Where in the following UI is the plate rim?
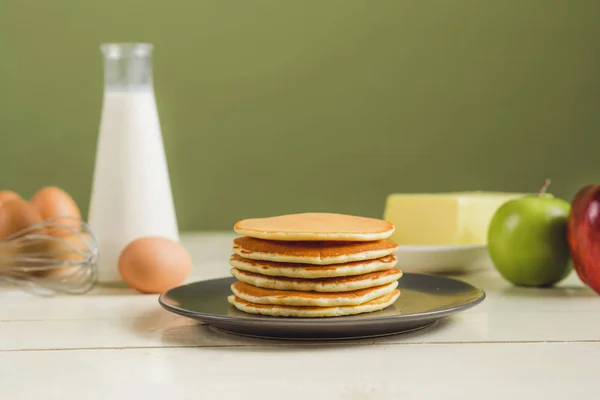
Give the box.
[158,273,486,325]
[208,320,440,341]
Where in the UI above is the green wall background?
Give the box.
[1,1,599,231]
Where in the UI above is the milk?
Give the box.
[89,87,179,283]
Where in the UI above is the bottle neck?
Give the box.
[101,43,154,91]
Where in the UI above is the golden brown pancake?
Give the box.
[229,254,398,278]
[233,237,398,265]
[234,212,395,241]
[228,290,400,317]
[230,267,402,292]
[230,280,398,307]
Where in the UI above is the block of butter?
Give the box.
[383,192,526,246]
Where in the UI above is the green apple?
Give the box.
[487,181,572,287]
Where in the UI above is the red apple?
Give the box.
[567,184,600,294]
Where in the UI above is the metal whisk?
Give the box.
[0,216,99,296]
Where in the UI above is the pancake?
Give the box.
[233,237,398,265]
[230,280,398,307]
[230,267,402,292]
[228,290,400,318]
[229,254,398,279]
[234,212,394,241]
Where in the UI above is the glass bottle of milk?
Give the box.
[88,43,179,284]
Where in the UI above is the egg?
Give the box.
[0,190,21,207]
[118,236,191,294]
[30,186,81,235]
[0,197,43,239]
[42,231,90,278]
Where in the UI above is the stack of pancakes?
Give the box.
[227,213,402,318]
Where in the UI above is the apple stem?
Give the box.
[538,178,551,196]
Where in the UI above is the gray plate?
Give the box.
[158,273,485,340]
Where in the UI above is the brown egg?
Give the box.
[0,191,22,235]
[0,198,43,240]
[30,186,81,235]
[118,236,191,294]
[0,198,47,275]
[42,232,90,278]
[0,190,21,207]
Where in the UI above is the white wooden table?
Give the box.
[1,232,598,399]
